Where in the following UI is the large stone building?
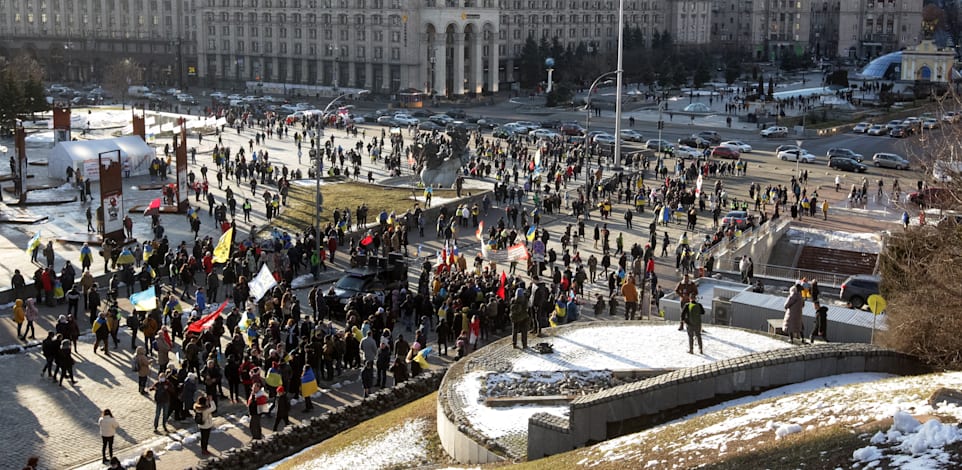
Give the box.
[0,0,922,93]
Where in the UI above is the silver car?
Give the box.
[872,152,910,170]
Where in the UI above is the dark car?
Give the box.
[710,145,740,160]
[908,187,953,208]
[840,274,880,309]
[417,121,445,132]
[679,135,711,149]
[539,120,563,129]
[697,131,722,145]
[492,126,517,138]
[446,108,467,119]
[889,125,909,138]
[560,123,586,136]
[826,148,864,162]
[828,156,867,173]
[330,259,408,310]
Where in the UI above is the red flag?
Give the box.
[360,235,374,246]
[497,272,507,299]
[148,198,162,210]
[186,300,229,334]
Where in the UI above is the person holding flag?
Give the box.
[300,365,318,411]
[27,230,41,264]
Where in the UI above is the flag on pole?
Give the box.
[212,227,234,263]
[475,220,485,241]
[248,264,278,302]
[186,300,229,334]
[301,366,320,397]
[497,271,507,299]
[129,286,158,311]
[526,226,537,242]
[25,230,41,255]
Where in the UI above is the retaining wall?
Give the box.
[527,343,931,460]
[196,368,446,470]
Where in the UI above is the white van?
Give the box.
[288,109,323,121]
[127,86,150,98]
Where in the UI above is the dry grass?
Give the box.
[265,179,457,238]
[275,392,452,469]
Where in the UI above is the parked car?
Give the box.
[646,139,674,152]
[839,274,880,309]
[697,130,722,145]
[491,126,517,138]
[775,144,800,154]
[513,121,540,132]
[560,123,586,136]
[679,135,711,148]
[619,129,644,142]
[866,124,887,136]
[417,121,445,132]
[908,187,953,208]
[777,149,816,163]
[209,91,227,100]
[538,120,563,129]
[675,145,703,160]
[942,111,960,123]
[446,108,467,119]
[888,125,910,138]
[760,126,788,137]
[429,114,455,125]
[828,156,867,173]
[885,119,903,130]
[593,133,619,145]
[922,118,940,129]
[720,140,752,153]
[392,113,419,125]
[721,210,750,229]
[446,121,479,132]
[826,148,864,162]
[530,128,561,139]
[852,122,871,133]
[710,145,740,159]
[376,115,397,126]
[872,152,910,170]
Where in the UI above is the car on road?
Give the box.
[721,210,751,229]
[888,125,910,138]
[392,113,419,125]
[376,115,397,126]
[619,129,644,142]
[492,126,517,138]
[710,145,740,159]
[538,120,563,129]
[826,148,864,162]
[777,149,816,163]
[872,152,910,170]
[679,135,711,148]
[445,108,467,119]
[697,131,722,145]
[417,121,445,132]
[646,139,674,152]
[675,145,703,160]
[429,114,455,125]
[852,122,871,133]
[922,118,940,129]
[330,266,407,310]
[209,92,226,100]
[227,94,243,101]
[446,121,480,132]
[884,119,903,130]
[560,123,586,136]
[775,144,800,154]
[943,111,960,123]
[595,134,620,145]
[165,88,182,96]
[760,126,788,137]
[866,124,887,136]
[908,187,952,208]
[828,156,867,173]
[530,128,561,139]
[512,121,540,132]
[721,140,752,153]
[176,94,197,104]
[840,274,879,309]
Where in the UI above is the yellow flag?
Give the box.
[212,228,233,263]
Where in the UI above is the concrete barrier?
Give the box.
[526,343,931,460]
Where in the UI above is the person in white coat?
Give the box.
[99,409,120,463]
[193,395,217,455]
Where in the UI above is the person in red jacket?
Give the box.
[247,381,268,440]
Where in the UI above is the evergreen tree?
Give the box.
[693,64,711,89]
[518,36,542,89]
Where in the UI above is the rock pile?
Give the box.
[483,371,640,398]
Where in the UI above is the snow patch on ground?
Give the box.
[261,418,429,470]
[290,274,315,289]
[785,226,882,254]
[575,372,962,469]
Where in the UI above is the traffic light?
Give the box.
[657,120,664,130]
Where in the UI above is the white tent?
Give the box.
[47,136,157,181]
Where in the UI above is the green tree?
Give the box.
[767,77,775,99]
[757,74,765,96]
[21,79,47,114]
[693,64,711,89]
[0,70,22,128]
[518,36,542,89]
[725,64,741,85]
[546,84,573,107]
[104,58,145,108]
[826,70,849,87]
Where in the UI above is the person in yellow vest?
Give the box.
[821,200,829,220]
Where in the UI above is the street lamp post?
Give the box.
[613,0,626,169]
[795,139,803,177]
[584,70,618,184]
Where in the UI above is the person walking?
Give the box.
[674,274,698,331]
[12,298,25,340]
[22,297,38,340]
[98,409,119,464]
[681,299,705,354]
[193,395,216,455]
[783,284,805,344]
[149,372,173,433]
[810,301,829,343]
[56,337,76,386]
[134,449,157,470]
[510,288,530,349]
[272,385,291,431]
[134,346,152,394]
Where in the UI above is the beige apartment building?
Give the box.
[0,0,923,93]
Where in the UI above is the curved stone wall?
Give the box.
[526,343,932,460]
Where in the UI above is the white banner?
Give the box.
[248,264,278,302]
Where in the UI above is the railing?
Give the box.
[750,263,849,287]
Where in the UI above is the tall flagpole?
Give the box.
[613,0,625,169]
